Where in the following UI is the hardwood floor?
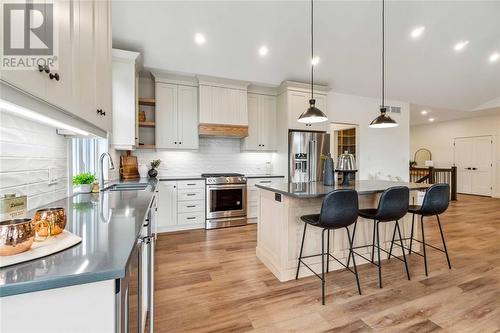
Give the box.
[154,195,500,332]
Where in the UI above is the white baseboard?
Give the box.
[493,193,500,199]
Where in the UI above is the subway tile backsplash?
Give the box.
[134,137,275,176]
[0,113,69,210]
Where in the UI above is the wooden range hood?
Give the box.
[198,123,248,138]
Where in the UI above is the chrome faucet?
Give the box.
[99,152,115,188]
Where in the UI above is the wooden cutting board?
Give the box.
[120,151,139,179]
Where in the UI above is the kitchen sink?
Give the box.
[103,183,149,191]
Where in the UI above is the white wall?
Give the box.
[0,113,69,210]
[410,114,500,197]
[328,92,410,181]
[134,137,275,176]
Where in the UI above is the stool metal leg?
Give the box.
[295,223,307,280]
[326,229,330,273]
[436,215,452,269]
[420,216,428,276]
[346,227,362,295]
[321,229,326,305]
[376,221,382,288]
[346,221,357,268]
[371,220,377,263]
[409,213,415,254]
[396,220,411,280]
[387,222,397,260]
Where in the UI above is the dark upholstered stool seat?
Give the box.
[300,214,321,226]
[358,209,378,219]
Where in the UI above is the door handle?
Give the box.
[49,73,60,81]
[472,167,477,170]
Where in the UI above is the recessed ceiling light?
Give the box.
[410,26,425,39]
[258,45,269,57]
[453,40,469,52]
[428,118,435,122]
[194,33,206,45]
[311,56,320,66]
[489,52,499,63]
[421,110,428,115]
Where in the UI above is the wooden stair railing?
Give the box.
[410,166,457,201]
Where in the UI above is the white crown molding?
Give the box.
[278,80,330,95]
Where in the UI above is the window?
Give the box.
[71,137,107,178]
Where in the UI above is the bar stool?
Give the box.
[354,186,411,289]
[388,183,451,276]
[296,189,362,305]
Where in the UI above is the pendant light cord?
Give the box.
[311,0,314,100]
[382,0,385,108]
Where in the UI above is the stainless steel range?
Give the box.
[203,173,247,229]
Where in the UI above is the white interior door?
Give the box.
[454,136,493,196]
[471,136,493,196]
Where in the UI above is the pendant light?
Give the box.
[369,0,398,128]
[298,0,328,124]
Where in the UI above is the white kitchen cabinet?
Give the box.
[157,181,178,229]
[93,0,113,133]
[198,81,249,126]
[242,93,277,151]
[157,180,205,232]
[247,177,285,219]
[0,0,113,134]
[112,49,141,150]
[155,82,198,150]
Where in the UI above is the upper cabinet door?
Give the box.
[177,85,199,149]
[73,0,97,126]
[45,0,74,113]
[288,91,328,132]
[259,95,277,151]
[156,83,178,149]
[241,94,260,150]
[93,0,112,133]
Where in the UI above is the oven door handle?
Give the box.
[207,184,246,190]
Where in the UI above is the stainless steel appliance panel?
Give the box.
[289,131,330,183]
[206,184,247,219]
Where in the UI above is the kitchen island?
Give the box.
[0,179,157,332]
[255,180,429,282]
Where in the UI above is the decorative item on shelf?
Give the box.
[297,0,328,124]
[72,173,95,194]
[335,151,358,185]
[148,159,161,178]
[0,218,35,256]
[138,110,146,122]
[33,208,67,238]
[91,181,100,193]
[120,151,140,179]
[323,154,335,186]
[0,194,27,220]
[369,0,398,129]
[139,164,149,178]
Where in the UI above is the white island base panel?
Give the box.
[256,189,420,282]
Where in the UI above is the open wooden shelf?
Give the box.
[137,144,155,149]
[138,98,155,106]
[139,121,155,128]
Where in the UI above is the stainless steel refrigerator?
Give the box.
[289,131,330,183]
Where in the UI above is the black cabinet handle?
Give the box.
[49,73,60,81]
[186,205,196,208]
[38,64,50,73]
[472,167,477,170]
[174,142,177,144]
[186,193,196,196]
[186,217,196,220]
[187,183,196,186]
[179,142,182,144]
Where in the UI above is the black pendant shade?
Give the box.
[369,107,398,128]
[298,99,328,123]
[298,0,328,124]
[369,0,398,129]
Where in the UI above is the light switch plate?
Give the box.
[48,168,58,185]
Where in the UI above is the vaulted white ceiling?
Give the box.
[112,1,500,112]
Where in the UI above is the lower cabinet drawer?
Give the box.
[177,200,205,213]
[178,212,205,225]
[177,188,204,201]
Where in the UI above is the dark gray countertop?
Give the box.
[255,180,430,199]
[246,175,285,179]
[0,180,156,297]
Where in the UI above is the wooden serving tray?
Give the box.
[0,230,82,268]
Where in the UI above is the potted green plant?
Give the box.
[72,172,95,194]
[148,159,161,178]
